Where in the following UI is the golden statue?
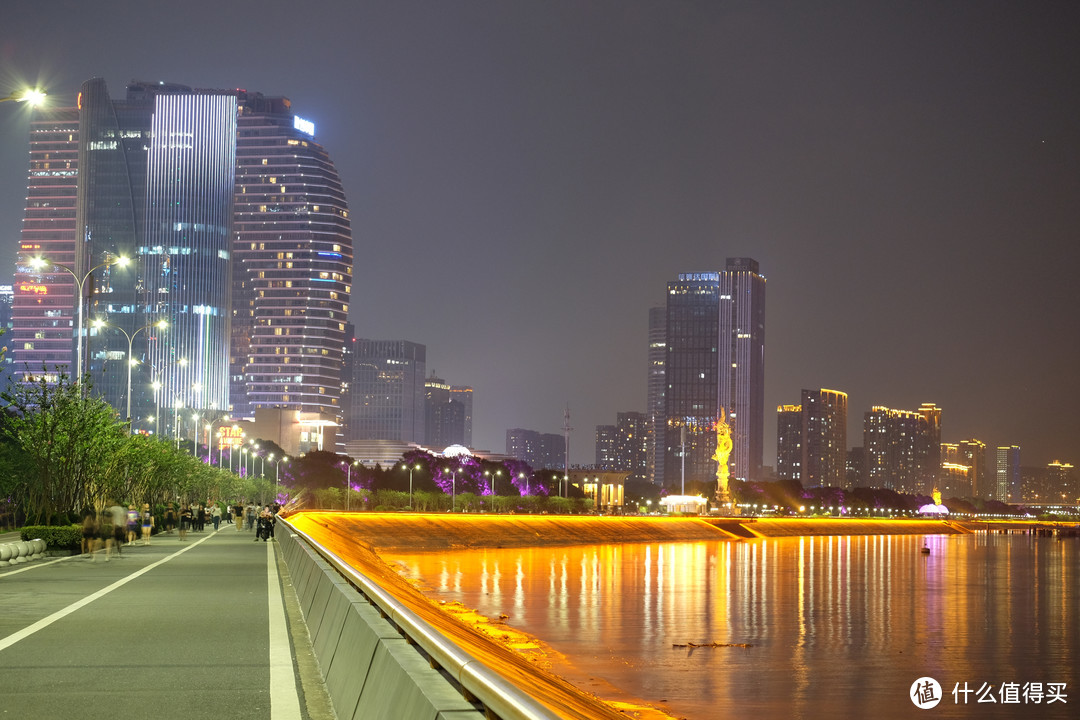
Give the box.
[712,409,733,507]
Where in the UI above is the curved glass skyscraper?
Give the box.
[230,93,352,421]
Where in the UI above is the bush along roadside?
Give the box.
[20,524,81,553]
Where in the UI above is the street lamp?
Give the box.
[0,88,46,105]
[341,460,360,511]
[30,254,130,384]
[401,463,421,510]
[270,455,288,483]
[90,317,166,428]
[519,472,528,496]
[484,469,502,498]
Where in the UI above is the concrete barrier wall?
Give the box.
[278,528,486,720]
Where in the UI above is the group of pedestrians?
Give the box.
[80,500,278,560]
[232,502,278,541]
[80,501,153,561]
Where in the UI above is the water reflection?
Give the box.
[390,534,1077,719]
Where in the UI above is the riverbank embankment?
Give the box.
[287,512,978,552]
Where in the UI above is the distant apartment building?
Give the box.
[864,404,941,495]
[646,306,666,486]
[846,447,866,488]
[595,412,648,482]
[995,445,1021,503]
[775,389,847,487]
[662,259,765,488]
[345,339,426,443]
[595,425,618,468]
[1021,461,1077,504]
[506,428,564,470]
[776,405,803,481]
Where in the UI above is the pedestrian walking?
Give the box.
[140,503,154,545]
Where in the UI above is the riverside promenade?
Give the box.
[0,524,334,720]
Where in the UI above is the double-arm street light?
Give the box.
[30,254,130,384]
[484,469,502,498]
[91,318,167,428]
[400,463,422,510]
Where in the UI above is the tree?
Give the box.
[1,372,127,524]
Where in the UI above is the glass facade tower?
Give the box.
[662,259,765,487]
[231,94,352,420]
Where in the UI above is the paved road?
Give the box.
[0,523,331,720]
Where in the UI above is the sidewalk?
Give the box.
[0,523,330,720]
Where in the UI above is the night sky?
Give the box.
[1,1,1077,469]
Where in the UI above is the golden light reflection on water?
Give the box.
[389,534,1078,719]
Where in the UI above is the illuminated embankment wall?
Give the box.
[290,513,972,553]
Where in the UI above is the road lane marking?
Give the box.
[0,531,217,654]
[268,539,304,719]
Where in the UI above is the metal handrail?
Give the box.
[278,516,560,720]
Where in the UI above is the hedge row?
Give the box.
[20,524,81,550]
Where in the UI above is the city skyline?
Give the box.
[1,2,1077,466]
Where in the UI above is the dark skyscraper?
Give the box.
[662,259,765,487]
[345,339,426,443]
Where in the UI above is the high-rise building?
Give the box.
[776,404,803,482]
[10,79,352,436]
[864,405,940,495]
[595,425,618,468]
[11,106,80,382]
[801,389,847,487]
[345,339,426,443]
[776,389,847,487]
[450,386,473,447]
[424,373,468,447]
[646,306,666,486]
[662,258,765,488]
[231,93,352,421]
[957,439,987,498]
[846,447,866,488]
[995,445,1021,503]
[615,411,648,482]
[506,428,564,470]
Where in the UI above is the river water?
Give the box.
[388,533,1078,719]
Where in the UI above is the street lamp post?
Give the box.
[91,318,166,429]
[31,254,130,384]
[401,463,421,510]
[341,460,359,511]
[484,469,502,503]
[519,472,528,496]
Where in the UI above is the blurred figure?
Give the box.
[179,505,192,541]
[99,509,115,561]
[196,503,206,532]
[81,509,98,557]
[210,503,221,531]
[245,503,256,531]
[164,504,177,534]
[126,504,139,544]
[108,502,126,554]
[140,503,154,545]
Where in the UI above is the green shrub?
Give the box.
[20,524,82,550]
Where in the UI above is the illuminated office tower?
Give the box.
[995,445,1021,502]
[646,306,666,485]
[10,107,80,381]
[231,94,352,421]
[663,258,765,487]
